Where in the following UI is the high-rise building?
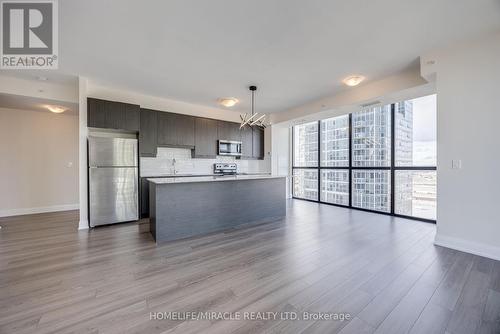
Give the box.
[293,97,436,220]
[394,101,414,215]
[351,105,394,212]
[294,102,416,214]
[320,116,350,205]
[395,101,414,165]
[293,122,319,200]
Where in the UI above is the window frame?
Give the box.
[292,102,437,224]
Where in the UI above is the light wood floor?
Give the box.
[1,200,499,334]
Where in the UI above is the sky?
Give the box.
[410,94,437,165]
[411,94,437,142]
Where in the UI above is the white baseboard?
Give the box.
[0,204,79,218]
[78,219,89,230]
[434,234,500,261]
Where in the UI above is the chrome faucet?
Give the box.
[172,158,178,175]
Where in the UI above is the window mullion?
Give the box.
[390,103,395,215]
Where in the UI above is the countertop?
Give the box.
[142,172,271,178]
[148,174,286,184]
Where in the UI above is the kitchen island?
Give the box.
[148,175,286,244]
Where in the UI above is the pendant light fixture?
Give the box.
[240,85,268,129]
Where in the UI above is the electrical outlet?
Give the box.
[452,159,462,169]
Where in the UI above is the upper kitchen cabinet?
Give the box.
[240,126,253,159]
[193,117,218,158]
[87,98,105,127]
[252,127,265,159]
[139,109,158,157]
[157,112,177,146]
[240,126,264,160]
[217,121,241,142]
[176,114,196,147]
[87,98,140,131]
[157,112,195,148]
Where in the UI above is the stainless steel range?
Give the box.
[214,163,238,175]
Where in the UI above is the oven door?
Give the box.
[218,141,242,156]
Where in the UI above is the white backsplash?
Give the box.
[140,147,271,176]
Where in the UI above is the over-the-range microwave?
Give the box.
[218,140,242,156]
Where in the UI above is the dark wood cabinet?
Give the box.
[88,98,264,161]
[193,118,218,158]
[157,112,177,146]
[139,109,158,157]
[240,126,253,158]
[87,98,140,131]
[176,114,195,147]
[217,121,241,142]
[252,127,265,159]
[239,126,264,160]
[125,107,140,131]
[157,112,195,148]
[140,178,149,218]
[87,98,106,128]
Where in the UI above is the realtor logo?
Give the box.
[1,0,58,69]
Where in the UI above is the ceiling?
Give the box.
[3,0,500,113]
[0,71,79,86]
[0,93,78,115]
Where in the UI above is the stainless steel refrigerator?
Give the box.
[88,136,138,227]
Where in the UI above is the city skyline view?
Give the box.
[293,94,437,220]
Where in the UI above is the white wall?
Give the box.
[0,108,79,217]
[429,31,500,260]
[0,75,78,103]
[271,124,291,198]
[78,77,89,229]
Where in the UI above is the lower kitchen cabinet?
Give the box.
[140,178,150,218]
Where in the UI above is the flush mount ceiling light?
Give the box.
[218,97,239,108]
[46,105,67,113]
[342,75,365,87]
[240,86,269,129]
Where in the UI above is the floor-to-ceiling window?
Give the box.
[293,121,319,200]
[394,95,437,220]
[351,105,392,212]
[320,115,350,206]
[292,95,437,222]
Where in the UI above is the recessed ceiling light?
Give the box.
[218,98,239,108]
[46,105,67,113]
[36,76,48,81]
[342,75,365,87]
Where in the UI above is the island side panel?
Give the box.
[149,182,157,241]
[152,177,286,243]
